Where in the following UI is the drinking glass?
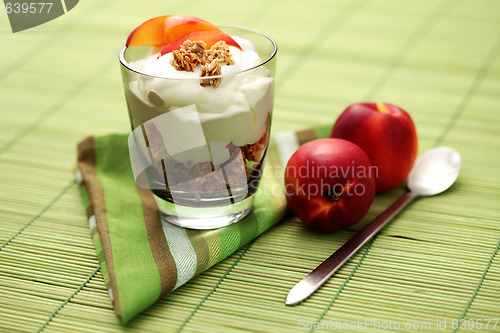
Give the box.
[119,26,277,229]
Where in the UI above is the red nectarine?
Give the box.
[330,102,418,193]
[285,138,376,232]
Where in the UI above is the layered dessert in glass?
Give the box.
[119,15,277,229]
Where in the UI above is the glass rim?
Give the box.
[118,24,277,80]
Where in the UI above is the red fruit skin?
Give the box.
[284,138,376,232]
[330,102,418,193]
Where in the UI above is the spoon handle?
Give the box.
[285,192,418,306]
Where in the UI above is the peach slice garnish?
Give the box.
[126,15,172,47]
[162,15,221,45]
[160,30,242,56]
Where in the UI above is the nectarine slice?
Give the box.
[162,15,221,45]
[160,30,241,56]
[126,15,172,47]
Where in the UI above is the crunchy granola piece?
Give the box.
[205,41,234,66]
[200,59,222,88]
[170,40,206,72]
[171,51,194,71]
[200,41,234,87]
[168,39,234,88]
[182,40,206,56]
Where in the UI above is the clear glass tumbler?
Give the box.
[119,26,277,229]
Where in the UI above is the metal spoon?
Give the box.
[285,146,462,305]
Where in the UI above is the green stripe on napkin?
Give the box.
[77,128,316,324]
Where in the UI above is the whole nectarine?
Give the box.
[330,102,418,193]
[284,138,376,232]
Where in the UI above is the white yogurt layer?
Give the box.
[126,36,273,165]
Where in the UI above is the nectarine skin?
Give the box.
[285,138,376,232]
[330,102,418,193]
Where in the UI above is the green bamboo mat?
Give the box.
[1,0,500,332]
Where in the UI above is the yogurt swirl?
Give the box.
[126,36,273,165]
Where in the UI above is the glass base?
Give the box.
[154,194,254,229]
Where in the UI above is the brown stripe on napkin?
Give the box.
[136,187,178,298]
[77,136,122,317]
[296,128,318,145]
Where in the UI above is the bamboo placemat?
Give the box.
[1,0,499,332]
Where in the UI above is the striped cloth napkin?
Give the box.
[76,125,330,324]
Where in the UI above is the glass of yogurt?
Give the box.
[119,25,277,229]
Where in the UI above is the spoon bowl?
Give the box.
[408,147,462,196]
